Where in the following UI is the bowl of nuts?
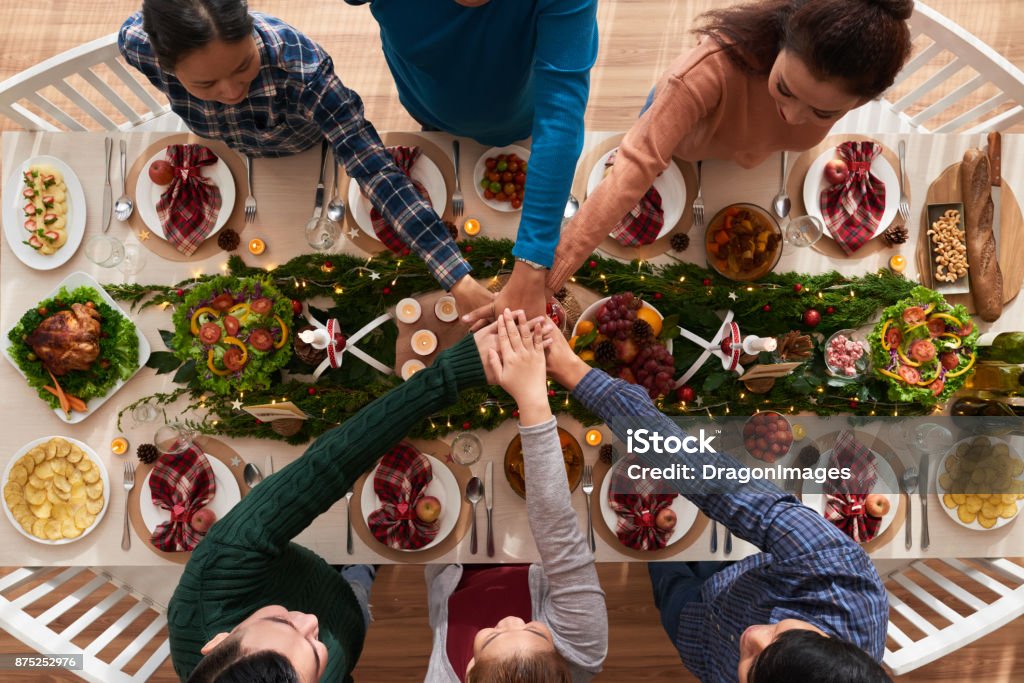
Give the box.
[925,203,970,295]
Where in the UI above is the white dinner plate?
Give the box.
[134,147,235,241]
[472,145,531,213]
[3,155,86,270]
[802,447,900,543]
[935,436,1023,531]
[139,453,241,533]
[1,436,110,545]
[586,147,685,241]
[0,271,151,424]
[599,459,699,548]
[361,452,458,552]
[349,154,447,240]
[802,145,898,242]
[572,296,672,354]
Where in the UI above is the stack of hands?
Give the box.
[451,265,553,331]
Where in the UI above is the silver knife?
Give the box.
[919,453,930,550]
[987,132,1002,248]
[485,461,495,557]
[266,455,274,477]
[313,139,329,219]
[102,137,113,232]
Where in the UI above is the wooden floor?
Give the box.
[2,1,1024,681]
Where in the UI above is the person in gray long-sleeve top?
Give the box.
[425,310,607,683]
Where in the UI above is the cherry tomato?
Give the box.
[515,172,526,185]
[497,154,508,163]
[199,323,222,345]
[223,347,246,372]
[940,352,959,370]
[484,189,495,199]
[486,171,500,183]
[520,162,528,173]
[485,158,497,170]
[489,181,501,193]
[930,377,945,396]
[957,320,974,337]
[211,293,234,312]
[501,172,513,183]
[479,178,491,190]
[516,189,525,199]
[495,192,508,201]
[503,183,516,196]
[510,198,522,209]
[885,327,902,349]
[224,315,240,336]
[909,339,936,362]
[926,318,946,337]
[249,328,274,351]
[496,161,508,172]
[898,365,921,384]
[508,161,520,173]
[250,297,273,315]
[902,306,926,324]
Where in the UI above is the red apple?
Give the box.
[190,507,217,533]
[415,495,442,523]
[148,160,175,186]
[655,507,677,532]
[824,158,850,186]
[864,494,890,519]
[614,338,640,364]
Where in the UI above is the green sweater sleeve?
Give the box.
[204,333,486,556]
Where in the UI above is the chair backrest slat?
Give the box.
[105,58,166,116]
[934,93,1011,133]
[913,562,988,612]
[36,574,109,627]
[886,588,941,635]
[0,567,44,593]
[892,57,968,113]
[61,586,127,641]
[908,74,985,128]
[83,599,149,657]
[79,68,143,126]
[23,92,88,132]
[892,571,968,625]
[135,638,172,681]
[53,80,118,130]
[10,567,84,610]
[109,612,167,670]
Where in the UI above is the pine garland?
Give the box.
[107,238,934,444]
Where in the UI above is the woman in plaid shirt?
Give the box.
[119,0,492,311]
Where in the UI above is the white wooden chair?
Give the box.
[0,566,171,682]
[882,557,1024,675]
[835,2,1024,134]
[0,33,182,133]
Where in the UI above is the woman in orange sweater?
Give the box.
[540,0,914,293]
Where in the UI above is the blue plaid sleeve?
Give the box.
[572,369,862,560]
[117,13,166,91]
[296,60,471,290]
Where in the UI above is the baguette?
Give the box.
[960,148,1003,321]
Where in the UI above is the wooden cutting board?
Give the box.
[916,162,1024,310]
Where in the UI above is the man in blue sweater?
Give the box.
[345,0,599,321]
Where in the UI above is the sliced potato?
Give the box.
[24,486,46,506]
[29,501,51,519]
[957,506,978,524]
[30,447,46,464]
[66,445,83,464]
[82,467,99,484]
[978,514,997,529]
[52,438,70,458]
[85,482,103,500]
[31,519,47,538]
[61,517,81,539]
[85,497,103,515]
[34,462,53,480]
[9,465,28,486]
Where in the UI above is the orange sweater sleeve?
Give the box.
[547,50,723,291]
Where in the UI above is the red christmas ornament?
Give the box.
[802,308,822,328]
[762,304,772,312]
[465,245,473,253]
[512,409,519,418]
[720,338,734,354]
[589,260,597,269]
[176,288,184,298]
[382,287,391,295]
[677,385,696,403]
[333,333,347,351]
[548,389,556,398]
[307,387,316,396]
[654,292,663,300]
[703,278,712,286]
[291,299,302,315]
[793,283,803,293]
[462,421,471,430]
[826,306,836,315]
[848,398,860,409]
[324,260,332,269]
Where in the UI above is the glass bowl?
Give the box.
[704,203,783,282]
[824,328,870,380]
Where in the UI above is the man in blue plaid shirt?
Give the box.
[119,3,491,309]
[541,322,891,683]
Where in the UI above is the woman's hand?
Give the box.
[486,309,551,426]
[462,261,547,331]
[540,319,592,391]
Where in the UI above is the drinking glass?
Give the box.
[117,243,148,276]
[305,216,341,252]
[131,401,160,426]
[84,234,125,267]
[450,432,483,466]
[155,423,196,456]
[785,215,824,248]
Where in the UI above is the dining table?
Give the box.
[3,128,1024,569]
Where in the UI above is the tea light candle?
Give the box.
[396,297,422,324]
[434,295,459,322]
[110,436,129,455]
[889,254,907,273]
[248,238,266,255]
[585,429,603,447]
[463,218,481,236]
[401,359,425,380]
[411,329,438,356]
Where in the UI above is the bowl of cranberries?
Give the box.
[474,145,530,212]
[742,411,794,464]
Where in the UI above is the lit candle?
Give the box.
[401,359,425,380]
[247,238,266,255]
[889,254,907,273]
[585,429,603,446]
[110,436,129,455]
[411,329,438,356]
[434,295,459,323]
[396,297,422,324]
[463,218,481,236]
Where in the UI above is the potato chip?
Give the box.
[69,485,86,504]
[34,462,53,479]
[85,482,103,500]
[85,497,103,515]
[957,506,978,524]
[82,467,99,484]
[1001,493,1016,505]
[53,439,71,458]
[44,441,57,460]
[952,493,966,505]
[24,486,46,506]
[45,487,63,506]
[30,500,51,519]
[74,507,94,530]
[66,445,83,464]
[52,475,70,493]
[978,515,997,529]
[938,473,953,491]
[1000,503,1019,519]
[10,503,30,522]
[982,501,1000,518]
[30,447,46,465]
[943,493,956,509]
[43,520,61,540]
[18,517,33,534]
[8,465,27,486]
[31,519,47,538]
[76,459,92,472]
[993,443,1010,458]
[61,518,81,539]
[1012,459,1024,477]
[16,455,34,473]
[965,497,984,513]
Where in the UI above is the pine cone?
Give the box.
[217,229,240,251]
[776,331,813,361]
[599,444,614,464]
[882,223,908,246]
[271,418,303,437]
[670,233,690,252]
[632,318,653,343]
[444,221,459,242]
[137,443,160,465]
[555,287,568,300]
[594,340,617,365]
[294,326,328,366]
[795,445,821,468]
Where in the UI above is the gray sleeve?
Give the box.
[520,417,608,673]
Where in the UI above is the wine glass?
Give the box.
[785,215,824,248]
[154,423,196,456]
[305,216,341,252]
[450,432,483,466]
[117,243,148,276]
[131,400,160,426]
[84,234,125,268]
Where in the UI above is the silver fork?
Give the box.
[897,140,910,224]
[582,465,595,552]
[451,140,464,218]
[692,160,705,229]
[345,490,354,555]
[244,155,257,223]
[121,460,136,551]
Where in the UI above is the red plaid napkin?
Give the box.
[367,443,439,550]
[369,146,429,255]
[605,149,664,246]
[823,430,881,543]
[156,144,223,256]
[149,444,217,552]
[608,460,677,551]
[819,141,887,255]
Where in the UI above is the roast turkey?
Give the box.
[26,303,102,376]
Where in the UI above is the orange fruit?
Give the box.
[576,320,595,336]
[579,350,595,362]
[635,307,663,337]
[569,335,579,350]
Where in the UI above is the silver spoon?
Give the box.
[901,466,918,550]
[466,477,484,554]
[326,160,345,223]
[345,490,355,554]
[772,150,791,219]
[114,139,134,221]
[564,193,580,220]
[243,462,264,488]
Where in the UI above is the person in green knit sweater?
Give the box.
[173,325,504,682]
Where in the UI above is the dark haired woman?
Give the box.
[118,0,492,311]
[545,0,915,293]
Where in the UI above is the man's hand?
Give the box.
[450,275,495,318]
[486,309,551,426]
[462,261,547,331]
[540,320,591,391]
[472,318,502,385]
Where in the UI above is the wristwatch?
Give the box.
[515,257,548,271]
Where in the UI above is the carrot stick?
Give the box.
[46,370,70,417]
[43,383,87,413]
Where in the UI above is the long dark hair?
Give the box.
[695,0,914,99]
[142,0,254,70]
[748,629,892,683]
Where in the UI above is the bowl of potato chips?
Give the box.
[937,435,1024,530]
[2,436,108,544]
